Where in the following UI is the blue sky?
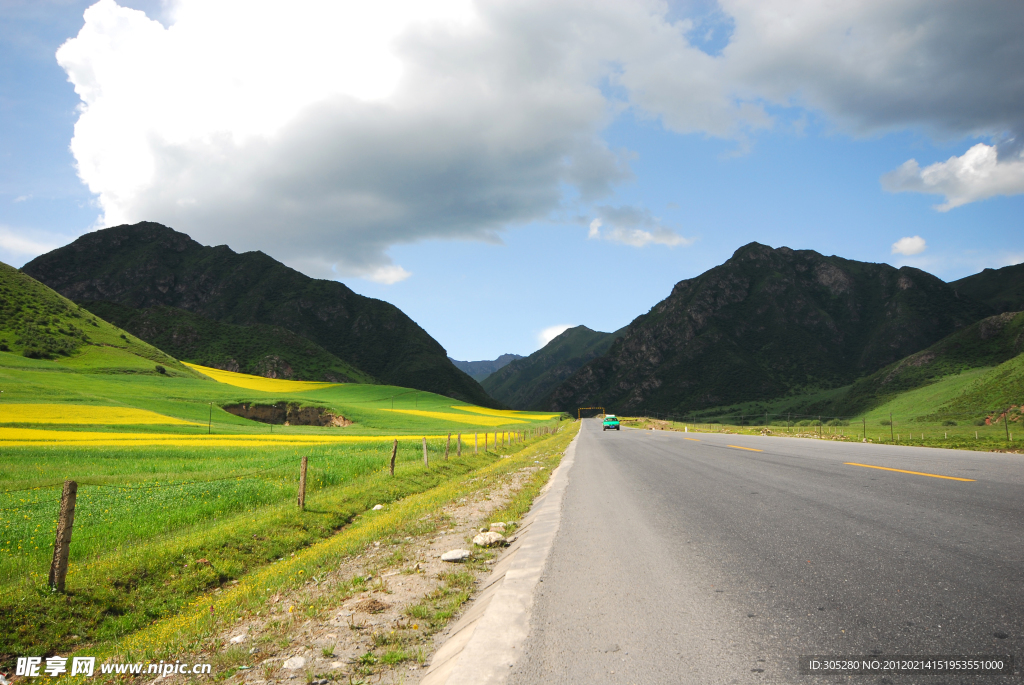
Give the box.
[2,1,1022,361]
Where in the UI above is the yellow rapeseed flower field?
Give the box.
[0,404,200,425]
[450,405,561,421]
[183,362,337,393]
[0,427,446,447]
[379,408,525,426]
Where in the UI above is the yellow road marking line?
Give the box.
[727,445,762,452]
[844,462,975,482]
[684,437,701,442]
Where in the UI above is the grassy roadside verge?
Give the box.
[74,421,580,676]
[621,416,1023,454]
[0,426,571,668]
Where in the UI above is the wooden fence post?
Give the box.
[48,480,77,592]
[445,432,451,460]
[423,437,428,466]
[474,432,478,454]
[297,456,308,509]
[390,439,397,476]
[484,432,488,451]
[457,433,462,457]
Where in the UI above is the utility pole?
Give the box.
[890,412,894,442]
[208,403,212,434]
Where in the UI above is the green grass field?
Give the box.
[0,335,565,665]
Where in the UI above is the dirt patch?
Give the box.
[223,402,352,427]
[186,463,544,685]
[355,598,389,614]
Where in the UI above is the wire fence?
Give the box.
[622,406,1022,443]
[0,422,561,588]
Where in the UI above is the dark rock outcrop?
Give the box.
[223,402,352,427]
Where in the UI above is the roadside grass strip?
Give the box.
[379,409,525,426]
[450,406,561,421]
[92,422,580,668]
[182,362,337,393]
[843,462,975,481]
[0,404,200,426]
[0,427,459,447]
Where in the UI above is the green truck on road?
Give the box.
[602,414,620,431]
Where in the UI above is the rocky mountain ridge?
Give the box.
[545,243,992,414]
[23,222,498,406]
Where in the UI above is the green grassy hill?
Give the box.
[665,312,1024,438]
[483,325,624,409]
[83,300,375,384]
[0,261,196,377]
[822,310,1024,416]
[951,261,1024,313]
[23,222,498,407]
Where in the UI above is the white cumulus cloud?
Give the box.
[538,324,572,348]
[891,235,926,256]
[587,206,692,248]
[881,144,1024,211]
[55,0,1024,280]
[0,226,68,263]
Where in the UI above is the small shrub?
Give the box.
[942,420,957,426]
[380,650,411,665]
[155,365,166,374]
[880,420,892,426]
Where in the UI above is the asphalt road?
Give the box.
[508,420,1024,684]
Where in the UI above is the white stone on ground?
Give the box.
[441,549,472,562]
[372,504,384,510]
[489,522,506,532]
[473,531,507,547]
[282,656,306,670]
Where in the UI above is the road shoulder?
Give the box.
[420,429,580,685]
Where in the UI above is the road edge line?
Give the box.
[421,427,580,685]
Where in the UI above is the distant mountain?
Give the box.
[449,353,523,382]
[545,243,992,414]
[950,262,1024,314]
[0,260,194,376]
[23,222,498,406]
[83,301,376,384]
[482,325,624,409]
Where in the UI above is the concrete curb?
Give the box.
[419,428,580,685]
